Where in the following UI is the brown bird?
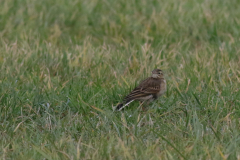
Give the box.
[116,69,167,111]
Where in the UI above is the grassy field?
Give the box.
[1,0,240,159]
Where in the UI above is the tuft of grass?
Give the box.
[1,0,240,159]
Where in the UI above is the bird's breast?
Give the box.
[157,79,167,97]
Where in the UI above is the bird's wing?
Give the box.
[140,79,161,93]
[124,78,161,102]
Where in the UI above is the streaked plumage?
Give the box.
[116,69,166,111]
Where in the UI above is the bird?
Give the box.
[116,69,167,111]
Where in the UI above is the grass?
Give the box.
[1,0,240,159]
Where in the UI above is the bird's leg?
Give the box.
[142,102,149,112]
[138,101,148,111]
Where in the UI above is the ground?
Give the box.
[1,0,240,159]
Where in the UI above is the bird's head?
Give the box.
[151,69,164,78]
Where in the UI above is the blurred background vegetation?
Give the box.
[1,0,240,159]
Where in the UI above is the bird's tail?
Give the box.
[116,100,134,111]
[116,103,124,111]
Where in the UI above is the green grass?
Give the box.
[1,0,240,159]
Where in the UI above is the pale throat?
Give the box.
[151,73,159,78]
